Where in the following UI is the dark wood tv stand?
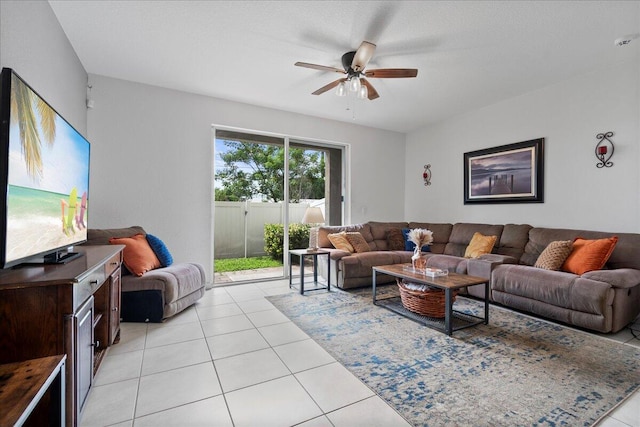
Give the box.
[0,245,124,427]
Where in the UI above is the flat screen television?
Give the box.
[0,68,90,268]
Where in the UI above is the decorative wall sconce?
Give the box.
[595,131,614,168]
[423,164,432,186]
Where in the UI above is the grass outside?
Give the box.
[215,256,283,273]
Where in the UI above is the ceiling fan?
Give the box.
[295,41,418,100]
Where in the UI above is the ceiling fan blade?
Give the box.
[295,62,345,74]
[351,41,376,72]
[312,78,347,95]
[361,78,380,100]
[365,68,418,78]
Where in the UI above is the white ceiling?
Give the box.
[48,1,639,133]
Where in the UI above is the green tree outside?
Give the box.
[215,140,325,202]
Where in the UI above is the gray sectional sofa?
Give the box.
[316,221,640,333]
[84,226,205,322]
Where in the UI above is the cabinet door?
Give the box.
[76,296,94,415]
[109,267,122,345]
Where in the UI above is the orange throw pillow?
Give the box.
[109,233,161,276]
[562,236,618,275]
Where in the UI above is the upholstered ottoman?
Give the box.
[84,226,206,322]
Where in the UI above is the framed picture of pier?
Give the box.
[464,138,544,204]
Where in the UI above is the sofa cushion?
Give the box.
[327,232,354,252]
[426,254,468,274]
[386,228,405,251]
[497,224,532,259]
[345,232,371,253]
[464,232,498,258]
[110,234,161,276]
[562,236,618,275]
[402,228,432,252]
[367,222,409,250]
[444,223,503,257]
[121,262,206,318]
[491,264,614,316]
[408,222,453,254]
[339,251,398,278]
[318,224,371,248]
[522,228,640,269]
[534,240,573,271]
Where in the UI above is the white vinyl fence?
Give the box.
[214,201,311,259]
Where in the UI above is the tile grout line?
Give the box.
[256,294,331,427]
[196,288,238,427]
[129,322,150,425]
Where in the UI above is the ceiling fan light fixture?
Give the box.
[357,85,368,100]
[349,76,361,93]
[296,40,418,100]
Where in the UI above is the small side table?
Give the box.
[0,354,66,427]
[289,249,331,294]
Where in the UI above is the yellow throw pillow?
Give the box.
[464,232,497,258]
[327,231,354,252]
[534,240,573,270]
[345,232,371,253]
[562,236,618,275]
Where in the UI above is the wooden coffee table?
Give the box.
[372,264,489,336]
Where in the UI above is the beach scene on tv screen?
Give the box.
[6,74,89,263]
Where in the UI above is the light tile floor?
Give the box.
[81,279,640,427]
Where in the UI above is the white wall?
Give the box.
[87,75,406,281]
[0,1,87,134]
[405,58,640,233]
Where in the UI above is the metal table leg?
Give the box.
[288,252,293,289]
[445,288,453,336]
[300,254,305,295]
[313,254,318,284]
[372,269,378,304]
[484,281,490,324]
[326,252,331,291]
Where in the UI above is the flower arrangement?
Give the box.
[407,228,434,249]
[408,228,433,270]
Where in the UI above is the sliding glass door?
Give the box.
[212,127,345,285]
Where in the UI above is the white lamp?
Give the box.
[357,84,368,100]
[349,76,361,92]
[336,81,347,97]
[302,207,325,250]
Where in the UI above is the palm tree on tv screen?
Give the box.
[10,73,56,181]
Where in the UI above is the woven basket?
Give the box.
[397,279,457,318]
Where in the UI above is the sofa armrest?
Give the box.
[581,268,640,289]
[467,255,517,280]
[317,247,353,261]
[477,254,519,264]
[122,263,205,301]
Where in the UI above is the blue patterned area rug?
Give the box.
[267,286,640,427]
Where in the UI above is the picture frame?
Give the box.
[464,138,544,204]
